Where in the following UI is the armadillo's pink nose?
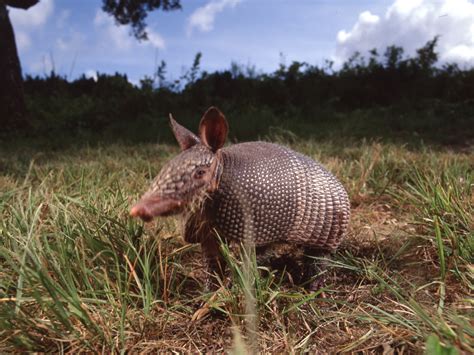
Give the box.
[130,203,153,222]
[130,197,184,221]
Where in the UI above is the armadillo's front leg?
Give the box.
[201,237,226,291]
[184,212,225,291]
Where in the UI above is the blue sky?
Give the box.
[9,0,474,85]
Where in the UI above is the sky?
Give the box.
[9,0,474,85]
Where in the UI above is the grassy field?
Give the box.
[0,136,472,352]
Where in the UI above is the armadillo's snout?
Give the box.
[130,203,154,222]
[130,197,184,222]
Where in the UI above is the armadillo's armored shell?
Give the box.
[211,142,350,251]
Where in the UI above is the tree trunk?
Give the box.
[0,1,29,131]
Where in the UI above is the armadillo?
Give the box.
[130,107,350,290]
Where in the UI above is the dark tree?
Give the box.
[0,0,181,132]
[0,0,38,130]
[102,0,181,40]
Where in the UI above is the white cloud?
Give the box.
[9,0,54,50]
[94,10,165,50]
[10,0,54,27]
[147,29,166,49]
[187,0,241,36]
[128,78,140,87]
[94,11,133,50]
[85,69,98,81]
[335,0,474,67]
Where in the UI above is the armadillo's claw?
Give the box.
[307,275,327,293]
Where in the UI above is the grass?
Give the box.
[0,136,472,353]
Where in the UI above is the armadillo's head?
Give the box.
[130,107,228,222]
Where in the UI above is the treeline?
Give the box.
[18,38,474,144]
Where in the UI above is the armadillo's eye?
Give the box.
[193,168,207,179]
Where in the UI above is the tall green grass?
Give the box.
[1,139,472,352]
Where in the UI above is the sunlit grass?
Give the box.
[1,139,472,352]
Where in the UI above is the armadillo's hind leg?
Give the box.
[301,248,331,292]
[201,237,227,292]
[256,244,304,285]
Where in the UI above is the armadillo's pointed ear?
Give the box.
[199,107,228,152]
[169,113,201,151]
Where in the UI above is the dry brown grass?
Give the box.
[1,140,472,353]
